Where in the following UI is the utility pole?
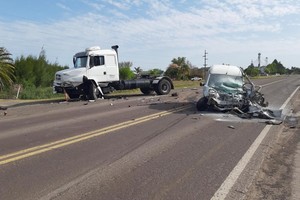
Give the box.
[258,53,261,68]
[203,50,208,68]
[203,50,208,81]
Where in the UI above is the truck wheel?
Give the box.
[140,88,155,95]
[196,97,208,111]
[67,93,80,99]
[65,89,80,99]
[88,82,98,100]
[155,79,171,95]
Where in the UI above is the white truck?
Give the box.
[53,45,174,100]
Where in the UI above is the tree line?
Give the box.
[0,47,67,98]
[1,46,300,99]
[244,59,300,76]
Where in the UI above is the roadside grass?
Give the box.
[2,76,282,100]
[0,80,201,100]
[173,80,202,88]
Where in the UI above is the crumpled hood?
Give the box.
[56,68,87,84]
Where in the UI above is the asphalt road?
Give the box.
[0,75,299,200]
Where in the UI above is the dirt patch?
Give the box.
[245,123,300,200]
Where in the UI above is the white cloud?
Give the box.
[56,3,72,11]
[1,0,300,69]
[81,0,104,11]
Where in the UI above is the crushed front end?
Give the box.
[197,65,273,119]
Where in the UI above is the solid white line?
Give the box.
[210,85,299,200]
[210,125,272,200]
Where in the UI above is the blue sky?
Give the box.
[1,0,300,70]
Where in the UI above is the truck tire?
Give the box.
[67,93,80,99]
[87,82,98,100]
[65,89,80,99]
[140,88,155,95]
[155,79,171,95]
[196,97,208,111]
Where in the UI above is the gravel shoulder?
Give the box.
[245,92,300,200]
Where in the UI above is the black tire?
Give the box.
[67,93,80,99]
[87,82,98,100]
[155,79,171,95]
[65,89,80,99]
[196,97,208,111]
[140,88,155,95]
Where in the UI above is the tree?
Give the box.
[119,61,133,68]
[14,49,67,88]
[164,64,180,79]
[190,67,205,79]
[118,61,135,80]
[244,63,260,77]
[165,57,191,80]
[265,59,286,75]
[0,47,15,90]
[119,66,135,80]
[148,68,164,76]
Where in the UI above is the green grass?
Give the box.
[173,80,202,88]
[1,80,201,100]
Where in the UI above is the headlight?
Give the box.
[208,88,219,98]
[56,74,61,81]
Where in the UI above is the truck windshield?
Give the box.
[74,56,87,68]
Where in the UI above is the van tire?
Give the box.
[196,97,208,111]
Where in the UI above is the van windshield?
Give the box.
[208,74,243,93]
[74,56,87,68]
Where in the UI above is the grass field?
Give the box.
[1,80,202,100]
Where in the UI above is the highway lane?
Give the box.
[0,75,299,200]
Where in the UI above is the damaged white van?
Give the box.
[196,64,268,113]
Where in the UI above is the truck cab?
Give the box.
[53,45,174,100]
[74,46,120,83]
[53,46,119,99]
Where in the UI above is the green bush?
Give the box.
[119,66,135,80]
[19,86,63,99]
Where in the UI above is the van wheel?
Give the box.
[196,97,208,111]
[155,79,171,95]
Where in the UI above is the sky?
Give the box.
[1,0,300,71]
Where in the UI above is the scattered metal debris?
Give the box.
[265,119,283,125]
[284,116,298,128]
[0,106,8,110]
[228,125,235,129]
[171,92,178,97]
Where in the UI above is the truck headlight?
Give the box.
[56,74,61,81]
